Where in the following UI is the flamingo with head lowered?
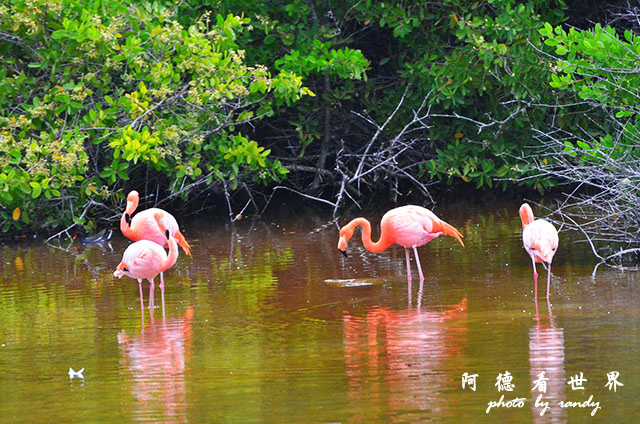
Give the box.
[121,190,191,257]
[338,205,465,282]
[519,203,559,301]
[114,212,179,311]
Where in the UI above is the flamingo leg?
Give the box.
[546,263,552,300]
[160,272,166,318]
[531,256,539,301]
[405,247,412,283]
[137,279,144,311]
[413,246,424,282]
[148,278,155,312]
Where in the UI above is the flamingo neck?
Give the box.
[120,212,131,236]
[120,197,139,236]
[519,204,535,230]
[164,234,179,270]
[348,217,392,253]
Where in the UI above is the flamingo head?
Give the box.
[124,190,140,221]
[527,239,557,264]
[127,190,139,203]
[153,212,170,240]
[338,226,353,258]
[113,262,129,278]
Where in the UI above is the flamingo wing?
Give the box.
[130,208,179,245]
[382,206,440,247]
[122,240,166,278]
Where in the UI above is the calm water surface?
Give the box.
[0,202,638,423]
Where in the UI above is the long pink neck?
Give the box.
[519,204,535,230]
[163,235,179,271]
[348,217,393,253]
[120,198,139,237]
[155,214,179,271]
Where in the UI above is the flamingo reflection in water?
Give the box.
[343,298,468,422]
[529,301,566,423]
[118,307,194,423]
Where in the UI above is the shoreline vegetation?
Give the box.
[2,1,640,263]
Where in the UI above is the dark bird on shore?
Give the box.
[74,228,113,244]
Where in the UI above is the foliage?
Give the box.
[189,0,569,201]
[530,20,640,260]
[9,0,635,235]
[539,21,640,169]
[0,0,312,233]
[355,0,567,193]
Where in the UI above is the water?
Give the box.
[0,202,638,423]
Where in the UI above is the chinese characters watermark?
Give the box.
[495,371,515,392]
[532,371,549,393]
[462,372,478,392]
[567,372,587,390]
[605,371,623,392]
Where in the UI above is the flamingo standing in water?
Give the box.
[121,190,191,257]
[519,203,559,301]
[337,205,465,282]
[114,212,179,311]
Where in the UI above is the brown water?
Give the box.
[0,202,638,423]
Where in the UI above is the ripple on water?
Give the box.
[324,278,386,287]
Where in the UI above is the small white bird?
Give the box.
[68,367,85,380]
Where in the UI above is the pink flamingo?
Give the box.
[114,212,179,311]
[121,190,191,257]
[338,205,465,282]
[519,203,559,300]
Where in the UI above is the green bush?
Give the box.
[190,0,568,195]
[0,0,312,233]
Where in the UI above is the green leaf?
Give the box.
[31,182,42,199]
[51,30,68,40]
[577,140,590,150]
[624,29,633,43]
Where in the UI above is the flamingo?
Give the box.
[120,190,191,257]
[337,205,465,282]
[519,203,559,301]
[114,212,179,311]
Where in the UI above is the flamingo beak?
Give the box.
[538,245,555,264]
[338,235,348,257]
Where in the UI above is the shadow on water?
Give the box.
[0,201,638,423]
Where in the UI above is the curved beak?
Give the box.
[338,235,348,257]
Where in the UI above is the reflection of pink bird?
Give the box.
[114,212,179,310]
[338,205,465,282]
[121,190,191,257]
[343,298,468,421]
[529,302,566,422]
[519,203,559,300]
[118,307,194,423]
